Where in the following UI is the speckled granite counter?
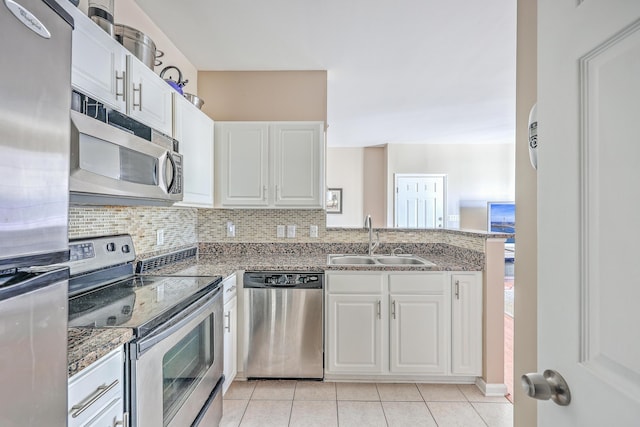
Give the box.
[148,242,484,276]
[68,328,133,378]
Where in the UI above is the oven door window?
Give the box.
[162,313,214,425]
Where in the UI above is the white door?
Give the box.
[394,174,445,228]
[537,1,640,424]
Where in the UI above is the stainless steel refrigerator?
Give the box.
[0,1,73,425]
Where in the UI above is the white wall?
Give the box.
[326,148,364,227]
[386,144,515,228]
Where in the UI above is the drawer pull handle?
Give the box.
[114,411,129,427]
[224,311,231,332]
[71,379,119,418]
[392,300,396,319]
[377,300,381,319]
[455,280,460,300]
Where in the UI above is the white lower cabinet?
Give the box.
[451,273,483,376]
[326,293,384,373]
[325,271,481,380]
[222,274,238,395]
[68,347,126,427]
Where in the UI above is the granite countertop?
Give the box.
[149,251,482,276]
[68,328,133,379]
[68,245,482,377]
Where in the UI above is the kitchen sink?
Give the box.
[374,256,430,265]
[328,256,377,265]
[327,254,435,267]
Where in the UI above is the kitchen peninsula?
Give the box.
[67,220,510,397]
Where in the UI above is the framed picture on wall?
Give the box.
[326,188,342,214]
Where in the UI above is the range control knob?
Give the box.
[106,242,116,252]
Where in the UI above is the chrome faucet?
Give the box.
[364,214,380,255]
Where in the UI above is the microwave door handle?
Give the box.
[160,153,176,193]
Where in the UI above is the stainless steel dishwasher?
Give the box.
[243,271,324,379]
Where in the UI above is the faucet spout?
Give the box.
[364,215,379,255]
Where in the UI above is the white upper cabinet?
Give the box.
[271,123,324,207]
[216,122,270,207]
[173,94,214,207]
[127,56,173,136]
[215,121,325,209]
[68,6,173,136]
[70,10,126,112]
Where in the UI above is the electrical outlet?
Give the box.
[276,225,285,238]
[226,221,235,238]
[156,229,164,246]
[286,225,296,238]
[448,214,460,222]
[310,225,318,238]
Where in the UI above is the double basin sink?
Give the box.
[327,254,435,267]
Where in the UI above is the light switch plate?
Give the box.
[156,229,164,246]
[286,225,296,238]
[226,221,235,238]
[277,225,285,238]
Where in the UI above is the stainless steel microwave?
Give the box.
[69,109,183,206]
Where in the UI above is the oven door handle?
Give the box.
[134,288,222,357]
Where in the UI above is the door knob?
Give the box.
[521,369,571,406]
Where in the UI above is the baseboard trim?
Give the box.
[476,378,508,397]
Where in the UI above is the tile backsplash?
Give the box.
[69,206,490,256]
[69,206,198,256]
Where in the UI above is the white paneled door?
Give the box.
[538,0,640,425]
[394,174,445,228]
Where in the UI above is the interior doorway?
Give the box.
[394,174,446,228]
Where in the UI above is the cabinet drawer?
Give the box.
[68,347,123,427]
[388,273,446,294]
[326,272,384,294]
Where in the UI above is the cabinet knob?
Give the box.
[521,370,571,406]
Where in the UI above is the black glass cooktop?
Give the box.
[68,274,221,337]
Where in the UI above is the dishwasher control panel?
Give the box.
[244,272,323,288]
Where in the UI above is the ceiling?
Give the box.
[134,0,517,148]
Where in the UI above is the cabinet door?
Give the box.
[223,296,237,395]
[389,294,448,374]
[127,57,173,136]
[271,122,324,207]
[451,273,482,376]
[70,10,126,111]
[326,294,383,374]
[216,122,270,206]
[173,94,214,207]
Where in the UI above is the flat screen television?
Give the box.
[487,201,515,244]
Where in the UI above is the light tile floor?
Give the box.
[221,380,513,427]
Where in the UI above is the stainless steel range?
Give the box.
[67,235,223,427]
